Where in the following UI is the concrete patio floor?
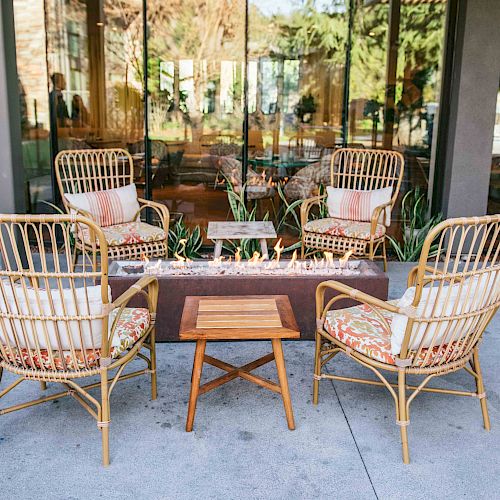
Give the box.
[1,263,499,499]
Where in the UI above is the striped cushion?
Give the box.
[326,186,392,225]
[65,184,140,227]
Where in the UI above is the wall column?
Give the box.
[0,0,25,214]
[436,0,500,218]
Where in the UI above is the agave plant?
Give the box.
[387,188,442,262]
[275,184,329,255]
[168,216,202,259]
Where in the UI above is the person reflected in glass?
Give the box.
[71,94,90,129]
[49,72,70,129]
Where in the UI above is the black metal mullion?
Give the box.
[143,0,152,214]
[341,0,355,147]
[242,0,249,205]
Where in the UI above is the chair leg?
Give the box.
[0,367,3,385]
[397,370,410,464]
[150,328,157,400]
[473,347,491,431]
[100,370,111,466]
[313,331,322,405]
[300,239,305,260]
[40,381,47,391]
[382,239,388,272]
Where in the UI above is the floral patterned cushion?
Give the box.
[1,308,150,371]
[304,217,385,240]
[81,221,166,247]
[324,303,462,366]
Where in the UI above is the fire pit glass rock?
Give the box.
[115,250,361,277]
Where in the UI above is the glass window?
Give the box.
[488,83,500,214]
[147,0,245,236]
[44,0,145,187]
[13,0,52,213]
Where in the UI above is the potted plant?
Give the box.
[294,94,317,124]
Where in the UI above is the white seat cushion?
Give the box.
[0,283,111,351]
[2,307,151,371]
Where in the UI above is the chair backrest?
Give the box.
[400,215,500,368]
[288,135,324,159]
[55,148,134,208]
[0,214,111,373]
[330,148,404,208]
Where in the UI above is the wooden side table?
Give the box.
[179,295,300,431]
[207,221,277,259]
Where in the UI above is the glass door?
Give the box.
[147,0,246,233]
[247,0,348,239]
[44,0,145,188]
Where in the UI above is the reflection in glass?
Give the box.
[147,0,246,235]
[44,0,145,186]
[488,85,500,214]
[13,0,52,213]
[249,0,347,212]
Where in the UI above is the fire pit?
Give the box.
[113,251,361,278]
[108,250,388,341]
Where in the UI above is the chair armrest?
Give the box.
[300,194,327,228]
[316,280,406,335]
[64,200,94,221]
[136,198,170,231]
[107,275,159,350]
[370,201,392,234]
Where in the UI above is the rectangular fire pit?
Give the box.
[108,259,388,341]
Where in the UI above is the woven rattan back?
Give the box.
[0,214,111,374]
[330,148,404,206]
[55,148,134,202]
[401,215,500,368]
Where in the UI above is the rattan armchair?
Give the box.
[0,214,159,466]
[55,148,169,267]
[300,148,404,270]
[314,215,500,463]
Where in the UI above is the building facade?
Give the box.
[0,0,499,242]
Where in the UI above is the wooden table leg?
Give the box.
[272,338,295,430]
[186,339,206,432]
[259,239,269,259]
[214,240,223,258]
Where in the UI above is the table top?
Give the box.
[207,221,277,240]
[179,295,300,340]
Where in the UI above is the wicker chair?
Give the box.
[0,214,159,466]
[300,148,404,270]
[314,215,500,463]
[55,148,169,267]
[288,134,324,160]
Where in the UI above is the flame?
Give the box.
[141,253,149,264]
[339,250,353,268]
[273,238,283,263]
[174,239,187,262]
[248,251,262,263]
[324,251,334,266]
[287,249,297,269]
[235,247,242,263]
